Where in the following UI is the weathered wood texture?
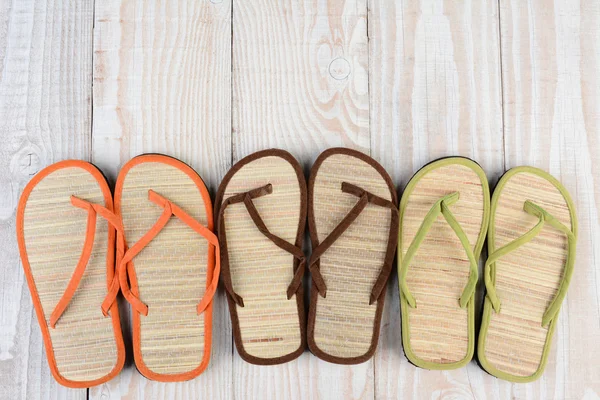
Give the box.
[0,0,92,399]
[1,0,599,398]
[92,0,232,191]
[232,0,370,163]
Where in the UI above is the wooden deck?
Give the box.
[0,0,598,398]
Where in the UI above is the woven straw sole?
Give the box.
[17,161,124,388]
[399,158,489,369]
[216,150,306,364]
[115,155,215,381]
[308,148,397,364]
[478,167,577,382]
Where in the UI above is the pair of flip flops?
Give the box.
[399,158,577,382]
[17,155,219,387]
[216,148,398,365]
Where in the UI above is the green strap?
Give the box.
[399,192,478,309]
[484,200,576,327]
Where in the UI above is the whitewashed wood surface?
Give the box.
[0,0,598,399]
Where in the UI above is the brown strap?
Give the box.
[217,184,306,307]
[309,182,399,305]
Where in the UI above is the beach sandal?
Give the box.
[307,148,398,364]
[17,160,125,388]
[478,167,577,382]
[398,157,490,369]
[215,149,307,365]
[104,154,220,381]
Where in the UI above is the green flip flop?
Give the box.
[478,166,577,382]
[398,157,490,370]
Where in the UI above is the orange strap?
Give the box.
[51,191,220,328]
[147,190,221,314]
[101,189,221,317]
[50,196,124,328]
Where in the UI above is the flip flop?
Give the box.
[307,148,398,364]
[215,149,307,365]
[105,154,220,381]
[478,167,577,382]
[398,157,490,370]
[17,160,125,388]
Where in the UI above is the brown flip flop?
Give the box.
[215,149,307,365]
[108,154,220,381]
[17,160,125,388]
[307,148,398,364]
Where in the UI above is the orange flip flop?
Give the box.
[17,160,125,388]
[106,154,220,381]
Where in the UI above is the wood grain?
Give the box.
[0,0,92,398]
[368,0,505,398]
[500,0,600,397]
[232,1,374,399]
[89,0,232,399]
[92,0,232,190]
[232,0,370,164]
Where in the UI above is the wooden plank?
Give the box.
[232,1,372,399]
[500,0,600,398]
[89,0,232,399]
[368,0,505,398]
[92,0,232,190]
[232,0,370,162]
[0,0,92,398]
